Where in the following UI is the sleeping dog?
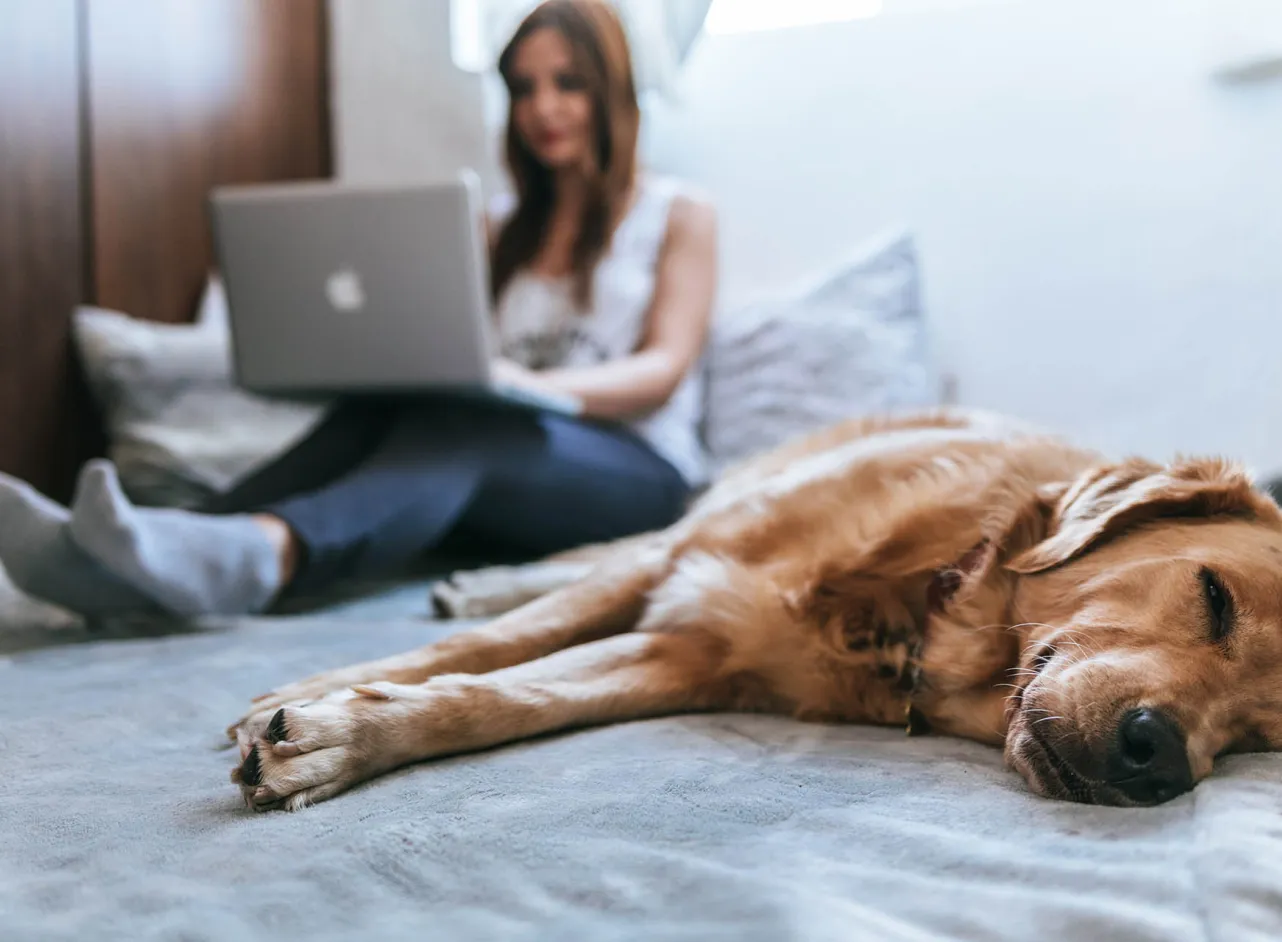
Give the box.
[228,409,1282,810]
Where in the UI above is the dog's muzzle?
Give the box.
[1016,703,1195,806]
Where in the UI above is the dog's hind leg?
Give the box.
[429,531,669,618]
[233,629,730,812]
[227,544,671,741]
[429,559,597,619]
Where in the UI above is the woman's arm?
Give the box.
[500,193,719,421]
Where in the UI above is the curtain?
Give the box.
[465,0,713,100]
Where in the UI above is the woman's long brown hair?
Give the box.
[490,0,640,310]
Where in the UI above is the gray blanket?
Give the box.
[3,585,1281,941]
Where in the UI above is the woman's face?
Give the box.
[508,27,594,172]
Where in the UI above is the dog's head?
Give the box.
[1003,457,1282,806]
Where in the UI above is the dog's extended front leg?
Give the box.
[228,547,670,741]
[231,630,726,812]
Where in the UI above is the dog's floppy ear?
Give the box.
[1007,457,1282,574]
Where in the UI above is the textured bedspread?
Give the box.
[3,589,1281,942]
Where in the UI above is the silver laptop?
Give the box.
[207,171,580,415]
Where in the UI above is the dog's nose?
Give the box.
[1108,708,1194,804]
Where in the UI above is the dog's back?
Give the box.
[432,409,1094,619]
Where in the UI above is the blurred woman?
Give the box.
[0,0,717,619]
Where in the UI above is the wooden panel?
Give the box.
[87,0,331,323]
[0,0,88,495]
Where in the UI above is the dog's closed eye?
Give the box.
[1200,567,1235,644]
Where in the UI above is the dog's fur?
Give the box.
[228,409,1282,811]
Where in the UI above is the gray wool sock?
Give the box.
[0,472,163,618]
[69,460,283,617]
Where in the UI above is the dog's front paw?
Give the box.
[230,683,425,812]
[226,666,402,742]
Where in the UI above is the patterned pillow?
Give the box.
[701,230,943,476]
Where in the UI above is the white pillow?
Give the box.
[702,229,942,475]
[72,277,328,507]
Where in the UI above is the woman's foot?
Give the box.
[69,461,286,617]
[0,473,163,618]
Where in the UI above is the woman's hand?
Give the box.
[491,357,551,394]
[491,358,586,416]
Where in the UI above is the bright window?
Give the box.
[705,0,883,34]
[451,0,491,74]
[705,0,1022,35]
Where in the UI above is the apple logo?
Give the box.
[325,267,366,313]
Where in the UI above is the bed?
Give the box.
[3,581,1282,942]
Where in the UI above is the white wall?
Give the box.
[331,0,1282,473]
[642,0,1282,471]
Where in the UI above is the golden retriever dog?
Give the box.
[227,409,1282,811]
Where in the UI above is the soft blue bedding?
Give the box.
[2,577,1280,941]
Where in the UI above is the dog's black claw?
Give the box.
[240,747,263,787]
[266,709,289,743]
[430,590,450,619]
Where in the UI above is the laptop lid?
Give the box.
[209,172,495,397]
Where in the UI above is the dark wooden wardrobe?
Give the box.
[0,0,331,499]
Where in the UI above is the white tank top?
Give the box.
[491,175,709,487]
